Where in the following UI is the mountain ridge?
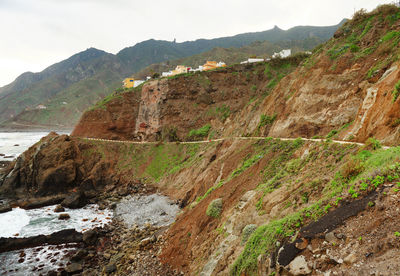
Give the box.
[0,20,345,128]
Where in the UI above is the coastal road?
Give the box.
[83,136,390,149]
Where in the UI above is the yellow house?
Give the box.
[203,61,218,71]
[123,78,136,88]
[171,65,188,76]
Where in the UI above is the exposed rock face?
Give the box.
[0,132,114,199]
[72,89,141,140]
[135,79,168,140]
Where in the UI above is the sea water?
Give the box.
[0,131,60,161]
[0,204,113,238]
[0,205,112,275]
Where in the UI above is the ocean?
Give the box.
[0,131,56,161]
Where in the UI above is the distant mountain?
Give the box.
[0,20,345,128]
[134,37,326,79]
[117,20,346,73]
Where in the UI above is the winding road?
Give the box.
[83,136,390,149]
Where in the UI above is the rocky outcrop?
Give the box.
[135,79,168,140]
[0,229,83,253]
[0,132,116,200]
[72,89,141,140]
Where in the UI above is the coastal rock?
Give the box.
[65,263,83,274]
[61,192,87,209]
[0,229,83,253]
[0,205,11,213]
[105,263,117,274]
[83,229,98,246]
[71,249,88,262]
[54,205,65,212]
[18,195,66,210]
[58,213,70,220]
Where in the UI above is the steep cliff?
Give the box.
[72,6,400,146]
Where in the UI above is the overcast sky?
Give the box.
[0,0,394,87]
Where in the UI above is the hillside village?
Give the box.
[122,48,292,88]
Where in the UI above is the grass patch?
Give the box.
[392,80,400,102]
[188,124,212,139]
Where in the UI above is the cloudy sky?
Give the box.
[0,0,394,87]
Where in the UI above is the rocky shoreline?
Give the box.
[0,182,183,275]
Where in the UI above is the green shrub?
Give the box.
[341,158,364,180]
[391,118,400,127]
[392,80,400,102]
[350,44,360,52]
[364,137,381,150]
[188,124,211,139]
[259,114,277,128]
[206,198,223,218]
[381,30,400,42]
[241,224,257,244]
[326,129,338,139]
[216,105,231,122]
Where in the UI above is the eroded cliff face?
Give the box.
[71,88,141,140]
[0,133,122,199]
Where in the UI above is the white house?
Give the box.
[272,49,291,59]
[216,61,226,67]
[162,71,173,77]
[240,58,264,64]
[134,80,145,87]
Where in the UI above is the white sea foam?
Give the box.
[0,208,30,237]
[0,204,113,238]
[0,243,77,275]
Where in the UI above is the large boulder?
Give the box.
[61,192,87,209]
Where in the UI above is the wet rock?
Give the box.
[344,253,357,264]
[61,192,87,209]
[105,263,117,274]
[71,249,88,262]
[0,229,82,253]
[0,205,11,213]
[58,213,70,220]
[65,263,83,274]
[288,255,311,275]
[54,205,65,213]
[18,195,65,210]
[83,229,98,246]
